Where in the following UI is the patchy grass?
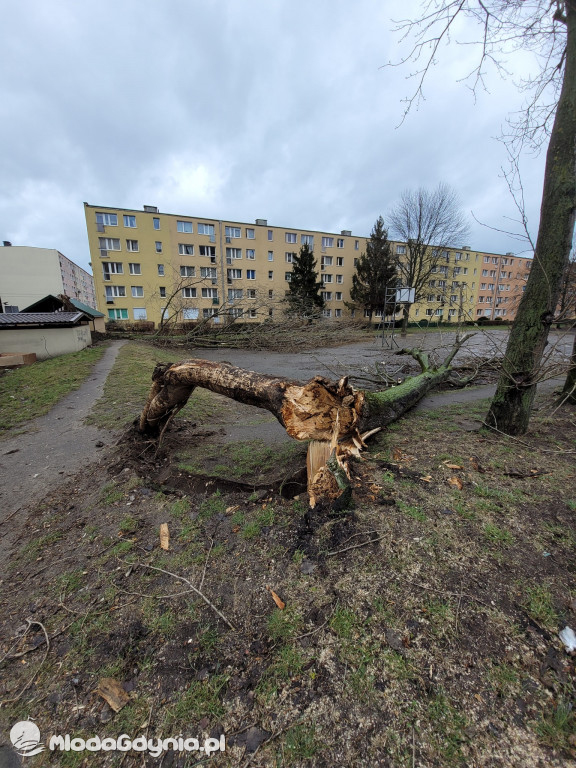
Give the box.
[86,341,233,430]
[0,345,106,435]
[1,391,575,767]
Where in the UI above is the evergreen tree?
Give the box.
[350,216,398,321]
[286,243,325,317]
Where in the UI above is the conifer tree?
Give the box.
[350,216,398,321]
[286,243,325,317]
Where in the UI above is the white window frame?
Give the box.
[177,220,193,233]
[129,263,141,275]
[123,215,137,228]
[131,286,144,298]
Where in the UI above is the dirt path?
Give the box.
[0,341,126,563]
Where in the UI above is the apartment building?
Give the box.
[84,203,501,327]
[475,252,532,320]
[0,244,97,312]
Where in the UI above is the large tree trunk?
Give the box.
[562,332,576,404]
[138,339,470,505]
[486,5,576,435]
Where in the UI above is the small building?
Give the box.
[0,312,92,360]
[21,295,106,333]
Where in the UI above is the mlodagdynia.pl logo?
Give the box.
[10,720,45,757]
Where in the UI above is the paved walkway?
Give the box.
[0,341,125,562]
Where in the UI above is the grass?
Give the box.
[523,585,558,628]
[86,342,231,430]
[0,345,106,435]
[178,439,306,480]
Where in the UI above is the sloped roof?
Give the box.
[0,312,88,328]
[21,295,104,318]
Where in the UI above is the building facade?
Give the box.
[475,252,532,320]
[84,203,534,328]
[0,244,97,312]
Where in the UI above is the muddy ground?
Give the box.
[0,336,575,767]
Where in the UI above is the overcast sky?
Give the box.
[0,0,547,274]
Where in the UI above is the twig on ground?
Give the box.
[0,619,50,708]
[325,534,387,557]
[128,561,236,630]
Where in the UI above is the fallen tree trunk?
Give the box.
[138,334,473,504]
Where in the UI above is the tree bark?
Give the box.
[562,332,576,404]
[486,4,576,435]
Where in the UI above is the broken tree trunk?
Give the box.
[138,334,473,505]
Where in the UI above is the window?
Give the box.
[105,285,126,298]
[427,294,435,302]
[131,286,144,297]
[225,226,241,239]
[453,267,461,275]
[285,272,292,281]
[425,309,434,316]
[183,308,199,320]
[226,248,242,260]
[301,234,314,246]
[247,270,256,280]
[248,308,257,318]
[323,274,333,283]
[179,244,194,255]
[108,308,128,319]
[155,241,163,253]
[492,257,499,264]
[246,228,255,239]
[489,270,496,277]
[199,245,216,257]
[102,262,123,278]
[336,274,343,284]
[482,269,489,276]
[268,251,274,261]
[247,249,255,260]
[463,268,468,275]
[129,263,141,275]
[353,258,358,266]
[126,239,139,252]
[228,289,243,300]
[337,238,344,248]
[335,308,342,318]
[322,237,334,248]
[247,289,257,299]
[202,288,218,298]
[455,253,462,261]
[229,308,243,318]
[177,220,193,233]
[268,270,273,279]
[98,237,121,252]
[480,283,487,290]
[396,245,406,255]
[322,291,332,301]
[180,266,195,277]
[437,280,445,288]
[159,287,166,298]
[267,289,273,298]
[201,267,217,278]
[133,308,147,320]
[227,269,242,279]
[449,308,456,316]
[335,292,343,301]
[322,256,333,266]
[96,212,117,226]
[153,217,160,230]
[123,215,137,228]
[203,308,218,318]
[158,264,164,276]
[484,256,490,263]
[285,252,295,263]
[336,257,344,267]
[439,266,448,274]
[322,309,332,318]
[450,294,458,302]
[354,240,359,250]
[268,230,273,241]
[198,223,215,236]
[182,287,197,298]
[286,232,297,243]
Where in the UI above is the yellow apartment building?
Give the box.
[84,203,484,327]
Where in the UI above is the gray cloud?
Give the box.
[0,0,546,271]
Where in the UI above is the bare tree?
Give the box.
[388,183,470,333]
[390,1,576,434]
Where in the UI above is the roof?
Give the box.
[0,312,89,328]
[21,295,104,318]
